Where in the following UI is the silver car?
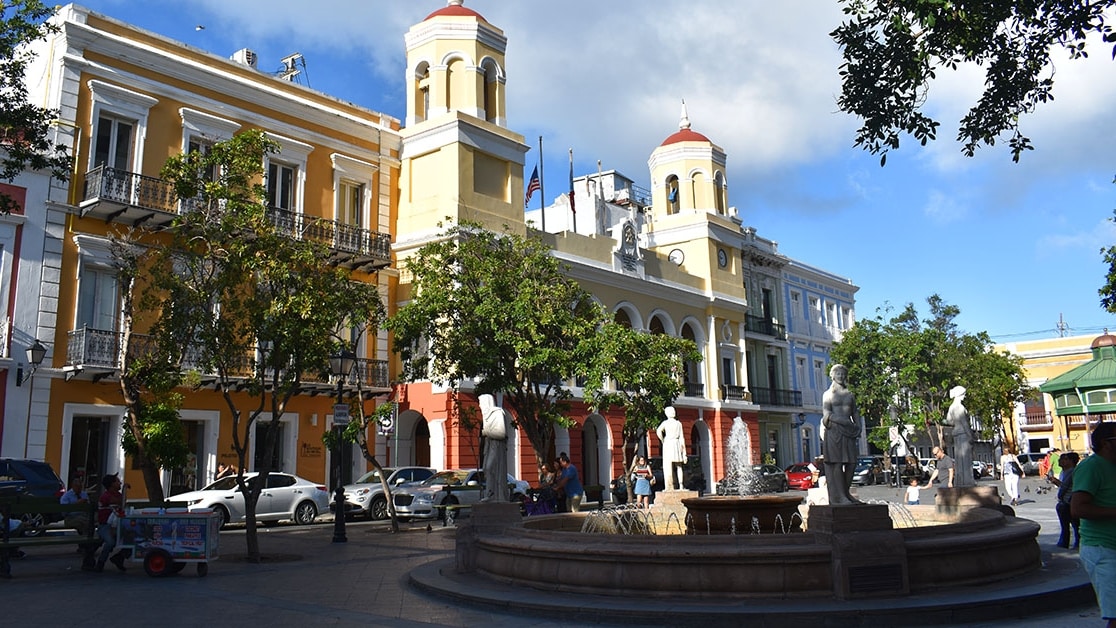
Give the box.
[332,466,435,520]
[174,472,330,527]
[392,469,529,521]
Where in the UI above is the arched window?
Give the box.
[690,172,705,210]
[649,316,666,335]
[666,175,680,214]
[681,323,701,391]
[614,309,633,328]
[714,171,726,215]
[414,62,431,123]
[481,61,499,123]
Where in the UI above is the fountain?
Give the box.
[683,417,804,534]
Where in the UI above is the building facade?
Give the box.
[1,1,857,501]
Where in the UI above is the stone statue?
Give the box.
[946,385,975,488]
[656,406,686,490]
[821,364,862,505]
[480,394,511,502]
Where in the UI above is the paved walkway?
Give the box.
[0,476,1103,627]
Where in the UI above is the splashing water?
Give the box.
[716,416,762,496]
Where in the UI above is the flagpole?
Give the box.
[568,148,576,233]
[538,136,545,231]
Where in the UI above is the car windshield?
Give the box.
[787,465,809,473]
[420,470,471,486]
[354,469,387,484]
[202,476,242,491]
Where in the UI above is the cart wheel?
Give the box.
[144,550,172,577]
[196,562,208,577]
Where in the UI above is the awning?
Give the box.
[1039,333,1116,416]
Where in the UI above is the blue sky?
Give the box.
[74,0,1116,342]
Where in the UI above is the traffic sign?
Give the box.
[333,403,350,425]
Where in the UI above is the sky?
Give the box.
[73,0,1116,343]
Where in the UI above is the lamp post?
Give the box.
[328,348,356,544]
[20,339,48,457]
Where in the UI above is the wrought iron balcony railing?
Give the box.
[749,386,803,407]
[720,384,751,402]
[266,206,390,270]
[744,314,786,339]
[683,382,705,398]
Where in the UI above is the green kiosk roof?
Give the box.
[1039,333,1116,416]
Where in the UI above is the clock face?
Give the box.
[668,249,684,265]
[717,248,728,268]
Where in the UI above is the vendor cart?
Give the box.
[117,509,220,577]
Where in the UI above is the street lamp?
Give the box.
[16,338,47,386]
[329,348,356,544]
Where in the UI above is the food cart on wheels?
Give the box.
[117,509,221,577]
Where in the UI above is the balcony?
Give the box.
[750,386,803,407]
[1019,410,1053,431]
[720,385,752,402]
[80,165,181,228]
[744,314,786,340]
[78,167,391,271]
[63,326,389,395]
[682,382,705,398]
[266,206,391,271]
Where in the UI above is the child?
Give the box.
[905,477,922,505]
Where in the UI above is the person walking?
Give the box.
[905,477,923,505]
[95,474,129,572]
[1071,421,1116,628]
[928,447,955,488]
[1001,450,1024,506]
[554,453,584,513]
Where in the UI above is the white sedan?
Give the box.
[172,472,330,527]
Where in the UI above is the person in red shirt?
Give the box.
[95,474,129,572]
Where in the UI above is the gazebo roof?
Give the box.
[1039,332,1116,416]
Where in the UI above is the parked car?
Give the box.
[784,463,816,491]
[171,472,330,527]
[973,460,993,479]
[851,456,885,486]
[751,464,789,493]
[391,469,529,521]
[331,466,435,520]
[1017,453,1045,476]
[0,458,66,536]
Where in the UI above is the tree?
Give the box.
[156,130,385,560]
[327,400,404,531]
[831,295,1030,453]
[581,321,701,498]
[832,0,1115,163]
[388,222,608,475]
[0,1,72,213]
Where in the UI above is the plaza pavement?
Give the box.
[0,475,1103,627]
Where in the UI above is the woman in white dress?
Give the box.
[1000,451,1024,506]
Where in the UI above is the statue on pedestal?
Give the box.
[480,394,511,502]
[946,385,975,488]
[656,406,686,491]
[821,364,861,505]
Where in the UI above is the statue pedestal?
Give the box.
[934,486,1004,514]
[809,504,909,599]
[456,501,521,573]
[650,490,697,534]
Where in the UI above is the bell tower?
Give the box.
[647,100,729,221]
[396,0,529,252]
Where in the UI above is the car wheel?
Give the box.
[212,505,230,528]
[18,512,46,537]
[369,496,388,521]
[780,479,788,493]
[293,501,317,525]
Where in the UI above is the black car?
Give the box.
[0,458,66,536]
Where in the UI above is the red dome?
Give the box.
[660,128,711,146]
[425,4,486,21]
[1092,332,1116,349]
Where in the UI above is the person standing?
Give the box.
[554,453,584,513]
[1053,452,1081,549]
[928,446,955,488]
[821,364,862,505]
[631,456,653,508]
[656,406,686,491]
[95,474,129,572]
[945,386,976,488]
[1071,421,1116,628]
[905,477,923,505]
[1001,450,1024,506]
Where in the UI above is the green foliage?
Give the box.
[832,0,1115,163]
[120,398,190,470]
[153,129,385,557]
[1101,207,1116,313]
[582,321,701,454]
[0,1,72,213]
[388,222,608,470]
[831,294,1030,449]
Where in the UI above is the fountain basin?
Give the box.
[683,494,804,534]
[459,505,1041,599]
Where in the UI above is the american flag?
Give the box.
[524,165,541,208]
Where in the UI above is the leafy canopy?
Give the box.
[388,222,608,470]
[0,1,72,212]
[832,0,1115,164]
[831,294,1030,452]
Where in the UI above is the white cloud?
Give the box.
[922,190,968,224]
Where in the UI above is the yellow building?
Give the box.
[996,333,1102,454]
[2,1,857,503]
